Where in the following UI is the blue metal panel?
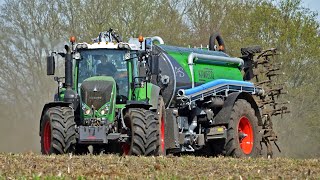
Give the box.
[184,79,255,96]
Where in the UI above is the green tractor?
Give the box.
[40,29,286,157]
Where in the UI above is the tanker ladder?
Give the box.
[176,79,264,109]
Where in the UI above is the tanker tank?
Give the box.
[152,45,245,107]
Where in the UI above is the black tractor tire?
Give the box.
[241,45,262,56]
[146,96,166,156]
[40,106,77,155]
[225,99,261,157]
[123,108,156,156]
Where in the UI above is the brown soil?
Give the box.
[0,153,319,179]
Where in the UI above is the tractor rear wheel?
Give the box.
[40,106,77,155]
[123,108,156,156]
[225,99,261,157]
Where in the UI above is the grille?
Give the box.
[80,80,114,110]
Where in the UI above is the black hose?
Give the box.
[209,33,226,52]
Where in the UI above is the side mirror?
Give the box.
[47,55,55,75]
[145,38,152,50]
[149,55,159,75]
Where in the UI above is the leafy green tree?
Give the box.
[0,0,68,151]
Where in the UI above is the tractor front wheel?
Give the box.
[122,108,155,156]
[123,108,156,156]
[40,106,77,155]
[146,96,166,156]
[225,99,261,157]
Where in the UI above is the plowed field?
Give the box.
[0,153,319,179]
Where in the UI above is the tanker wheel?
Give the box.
[225,99,261,157]
[122,108,156,156]
[146,96,166,156]
[40,106,77,155]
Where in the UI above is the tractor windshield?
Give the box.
[77,49,130,97]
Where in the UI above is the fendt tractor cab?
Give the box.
[40,29,287,157]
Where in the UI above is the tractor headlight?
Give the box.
[76,43,88,50]
[118,43,131,50]
[118,43,124,49]
[85,109,92,115]
[124,44,130,49]
[82,103,92,115]
[100,106,109,115]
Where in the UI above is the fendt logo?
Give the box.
[89,96,102,100]
[198,69,214,80]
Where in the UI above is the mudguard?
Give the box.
[149,85,160,110]
[39,101,72,135]
[164,108,180,150]
[132,84,160,110]
[125,100,152,109]
[212,92,262,126]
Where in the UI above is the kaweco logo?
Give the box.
[89,96,102,100]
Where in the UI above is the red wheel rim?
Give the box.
[160,115,165,153]
[238,116,253,154]
[122,143,130,155]
[43,120,51,153]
